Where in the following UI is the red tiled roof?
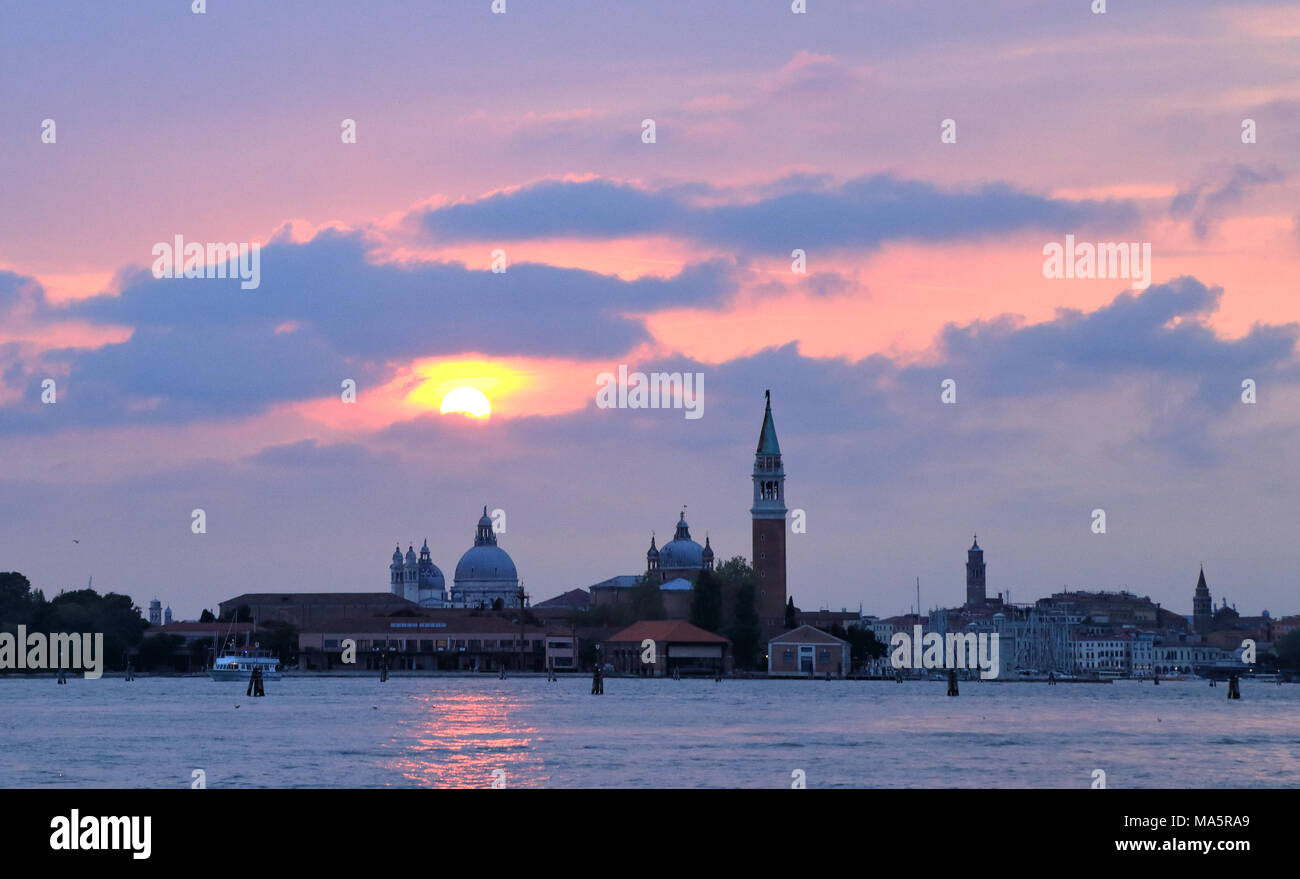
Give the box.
[605,619,729,644]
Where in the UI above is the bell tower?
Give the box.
[1193,566,1212,636]
[751,390,787,631]
[965,536,986,606]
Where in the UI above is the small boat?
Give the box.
[210,646,282,681]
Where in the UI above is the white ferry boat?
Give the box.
[209,646,283,681]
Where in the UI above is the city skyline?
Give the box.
[3,1,1299,620]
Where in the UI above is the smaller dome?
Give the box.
[392,545,403,564]
[405,545,417,562]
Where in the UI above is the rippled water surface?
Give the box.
[2,677,1298,788]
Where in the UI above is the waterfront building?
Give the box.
[601,619,729,676]
[1128,630,1157,677]
[768,625,849,677]
[297,611,570,672]
[1072,633,1131,677]
[219,592,420,629]
[794,608,861,630]
[534,588,590,611]
[589,574,695,618]
[1038,589,1162,627]
[1153,641,1226,675]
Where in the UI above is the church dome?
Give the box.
[659,512,704,571]
[454,506,518,585]
[392,545,403,565]
[454,544,518,583]
[419,568,446,591]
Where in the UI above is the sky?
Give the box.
[1,0,1298,620]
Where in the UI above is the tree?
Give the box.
[572,603,635,628]
[729,582,762,670]
[831,622,888,667]
[1274,630,1300,672]
[0,572,38,625]
[37,589,147,671]
[257,620,299,664]
[630,575,666,621]
[137,634,186,671]
[713,556,754,628]
[198,609,216,623]
[690,568,723,632]
[784,596,796,629]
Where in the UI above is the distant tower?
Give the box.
[751,390,787,631]
[403,544,419,603]
[646,534,660,579]
[702,535,714,571]
[966,536,986,606]
[389,545,404,595]
[1193,566,1212,636]
[164,606,173,625]
[148,599,162,626]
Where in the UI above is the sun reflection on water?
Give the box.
[384,689,547,788]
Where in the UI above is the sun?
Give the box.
[440,386,492,419]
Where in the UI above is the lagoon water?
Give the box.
[2,676,1298,788]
